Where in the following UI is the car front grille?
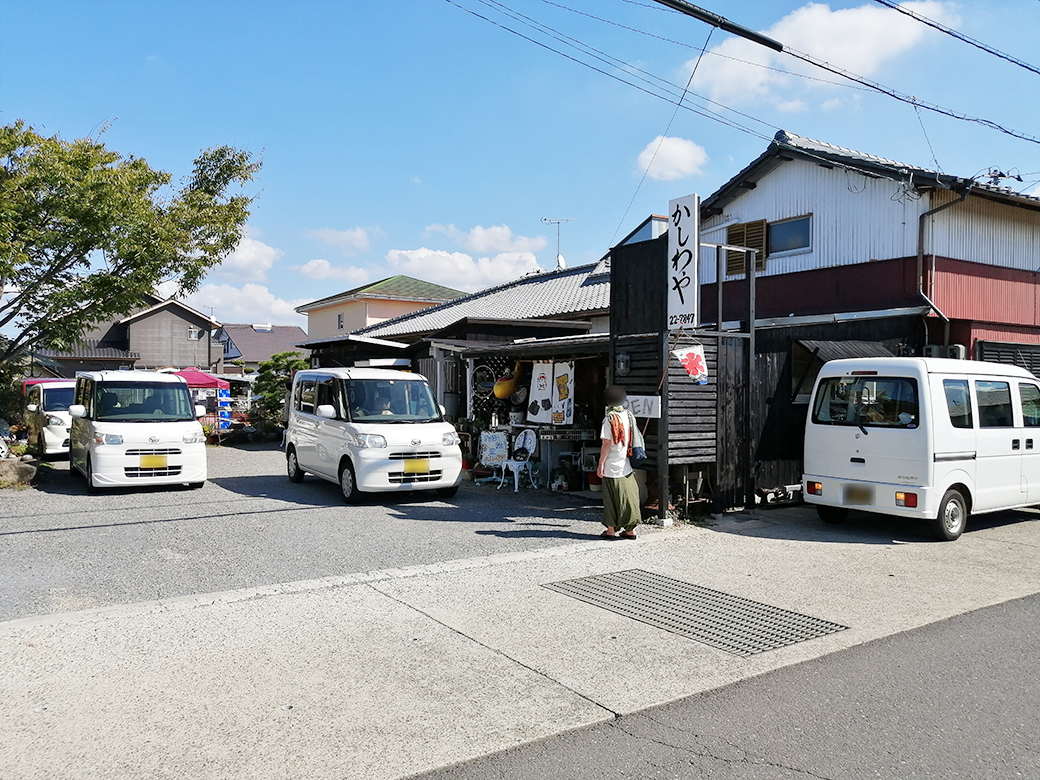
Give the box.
[388,470,443,484]
[126,448,182,455]
[388,451,441,460]
[124,466,183,478]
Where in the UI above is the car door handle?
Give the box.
[1012,439,1021,450]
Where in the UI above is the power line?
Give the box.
[872,0,1040,76]
[651,0,1040,146]
[445,0,775,142]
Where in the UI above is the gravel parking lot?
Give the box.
[0,443,607,622]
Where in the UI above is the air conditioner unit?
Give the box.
[948,344,967,360]
[923,344,943,358]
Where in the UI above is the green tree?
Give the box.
[0,120,261,363]
[253,351,308,424]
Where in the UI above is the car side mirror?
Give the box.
[69,404,87,418]
[26,403,38,413]
[195,405,207,418]
[439,405,447,416]
[316,404,337,419]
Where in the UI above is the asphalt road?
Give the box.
[415,592,1040,780]
[0,443,604,622]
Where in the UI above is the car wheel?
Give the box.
[816,505,849,524]
[85,455,99,494]
[286,446,305,483]
[435,485,459,498]
[339,461,361,503]
[933,489,967,541]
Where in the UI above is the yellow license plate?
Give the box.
[843,484,873,505]
[140,455,168,469]
[403,458,429,474]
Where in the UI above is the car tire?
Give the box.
[933,489,967,541]
[286,446,305,483]
[816,505,849,524]
[339,461,361,503]
[435,485,460,498]
[85,455,99,494]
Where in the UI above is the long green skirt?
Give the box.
[602,473,641,531]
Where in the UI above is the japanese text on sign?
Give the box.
[667,193,700,330]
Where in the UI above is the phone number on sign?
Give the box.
[668,313,698,327]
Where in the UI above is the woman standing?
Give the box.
[596,385,641,539]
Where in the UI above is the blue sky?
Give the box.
[2,0,1038,328]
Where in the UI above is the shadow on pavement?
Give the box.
[707,502,1038,545]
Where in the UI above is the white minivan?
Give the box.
[25,380,76,456]
[69,371,208,491]
[804,357,1040,540]
[285,367,463,502]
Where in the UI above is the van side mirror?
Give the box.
[26,403,38,413]
[195,405,207,418]
[316,404,337,419]
[439,405,446,416]
[69,404,86,418]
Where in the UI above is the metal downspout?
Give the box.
[917,185,971,347]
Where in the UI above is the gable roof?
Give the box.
[703,130,1040,216]
[295,275,466,313]
[353,263,610,340]
[119,297,220,327]
[220,323,309,364]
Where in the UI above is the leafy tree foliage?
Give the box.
[253,351,308,424]
[0,121,261,363]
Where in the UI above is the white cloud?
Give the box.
[689,1,958,109]
[637,136,709,181]
[213,236,283,283]
[306,227,380,255]
[171,283,309,327]
[294,258,371,284]
[424,223,547,254]
[385,248,541,292]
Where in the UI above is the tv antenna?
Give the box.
[541,217,577,270]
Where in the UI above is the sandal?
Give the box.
[619,531,637,539]
[599,531,617,539]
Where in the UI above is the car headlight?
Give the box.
[183,430,202,444]
[46,415,65,427]
[442,431,461,446]
[355,433,387,449]
[94,433,123,445]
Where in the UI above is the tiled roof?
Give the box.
[38,340,140,360]
[704,129,1040,214]
[354,264,610,339]
[220,324,309,364]
[296,275,466,312]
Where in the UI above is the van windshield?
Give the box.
[94,381,196,422]
[343,378,441,423]
[812,375,919,428]
[42,386,74,412]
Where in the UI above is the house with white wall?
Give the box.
[698,130,1040,365]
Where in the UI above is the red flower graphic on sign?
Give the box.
[673,347,708,383]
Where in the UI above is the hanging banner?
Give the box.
[672,345,708,384]
[526,361,554,424]
[551,360,574,426]
[667,193,700,330]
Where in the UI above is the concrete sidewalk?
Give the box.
[3,506,1039,780]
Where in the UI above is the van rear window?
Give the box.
[812,376,919,428]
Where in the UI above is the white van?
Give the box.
[69,371,207,491]
[803,357,1040,540]
[285,367,463,502]
[25,380,76,456]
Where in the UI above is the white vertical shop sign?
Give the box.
[667,193,700,330]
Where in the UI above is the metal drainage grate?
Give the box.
[544,569,848,656]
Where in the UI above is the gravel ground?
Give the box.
[0,443,606,622]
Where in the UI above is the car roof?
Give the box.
[297,367,429,382]
[820,357,1035,379]
[78,370,189,384]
